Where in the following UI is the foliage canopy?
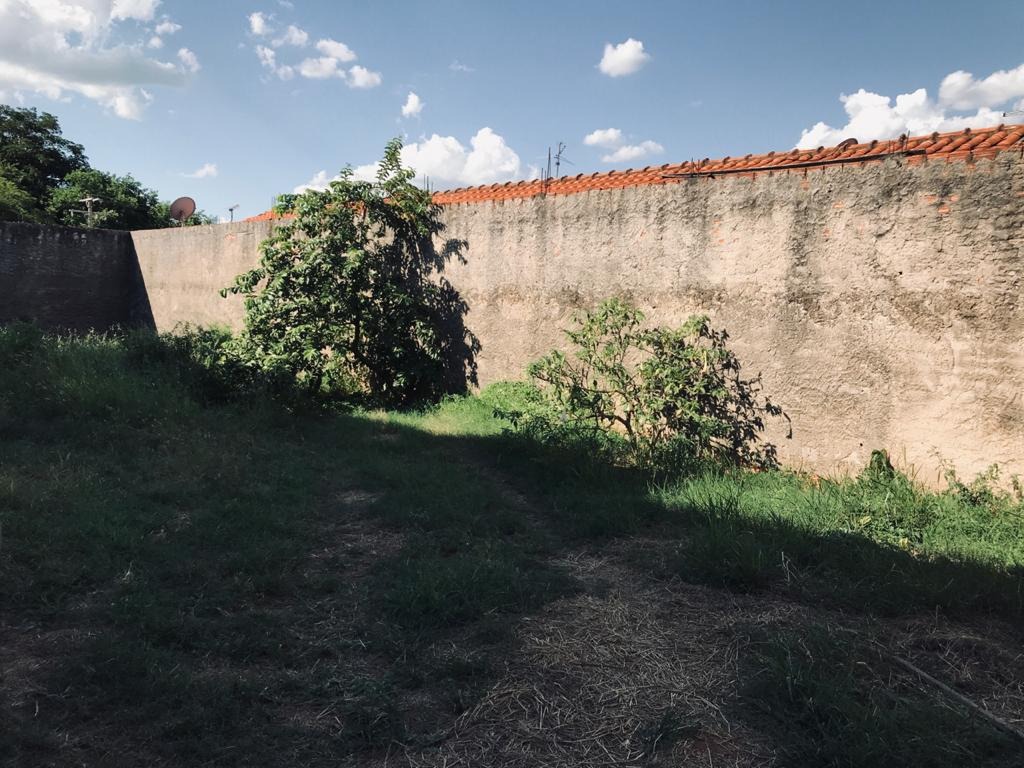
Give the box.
[0,104,211,228]
[0,105,87,204]
[224,138,477,406]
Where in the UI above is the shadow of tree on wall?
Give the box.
[425,235,481,397]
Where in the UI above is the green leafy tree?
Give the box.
[526,298,783,470]
[0,164,38,222]
[48,168,167,230]
[224,138,478,405]
[0,106,87,208]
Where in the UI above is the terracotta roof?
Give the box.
[246,124,1024,220]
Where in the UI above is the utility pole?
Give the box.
[72,196,102,227]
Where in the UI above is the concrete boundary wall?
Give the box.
[0,222,149,331]
[130,220,274,331]
[4,151,1023,482]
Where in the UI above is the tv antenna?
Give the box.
[228,204,239,223]
[546,142,573,180]
[72,196,102,227]
[169,196,196,226]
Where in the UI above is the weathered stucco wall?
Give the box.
[437,154,1024,482]
[130,220,274,331]
[6,152,1022,482]
[0,222,144,330]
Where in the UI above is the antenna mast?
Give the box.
[72,196,102,227]
[552,142,573,178]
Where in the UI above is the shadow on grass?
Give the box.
[2,331,1023,765]
[735,623,1022,767]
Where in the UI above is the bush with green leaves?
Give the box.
[224,139,477,406]
[524,299,782,471]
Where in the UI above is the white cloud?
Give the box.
[274,24,308,47]
[278,0,294,8]
[348,65,381,88]
[794,64,1024,149]
[255,44,292,79]
[148,35,163,48]
[294,169,334,192]
[601,140,664,163]
[0,1,194,120]
[112,0,160,22]
[183,162,217,178]
[154,19,181,35]
[296,127,524,192]
[449,60,473,73]
[939,63,1024,110]
[177,47,199,73]
[248,19,378,88]
[249,11,271,36]
[583,128,664,163]
[256,45,277,69]
[598,38,650,77]
[298,56,342,79]
[583,128,623,148]
[401,91,423,117]
[316,38,356,62]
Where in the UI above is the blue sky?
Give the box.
[2,0,1024,220]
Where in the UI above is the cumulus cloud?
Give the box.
[449,60,473,73]
[0,1,195,120]
[583,128,664,163]
[177,48,200,73]
[255,45,292,79]
[182,162,217,178]
[249,18,376,88]
[298,56,341,79]
[401,91,424,117]
[154,19,181,35]
[148,35,163,48]
[295,127,524,192]
[796,63,1024,149]
[274,24,308,47]
[249,11,270,36]
[583,128,623,148]
[316,38,356,62]
[112,0,160,22]
[598,38,650,77]
[601,140,664,163]
[938,63,1024,110]
[348,65,381,88]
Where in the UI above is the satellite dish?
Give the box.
[169,196,196,224]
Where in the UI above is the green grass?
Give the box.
[1,325,1022,766]
[740,624,1021,767]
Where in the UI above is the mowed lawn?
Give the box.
[2,328,1023,767]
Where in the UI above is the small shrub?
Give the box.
[524,299,782,473]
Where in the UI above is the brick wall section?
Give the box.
[0,222,143,331]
